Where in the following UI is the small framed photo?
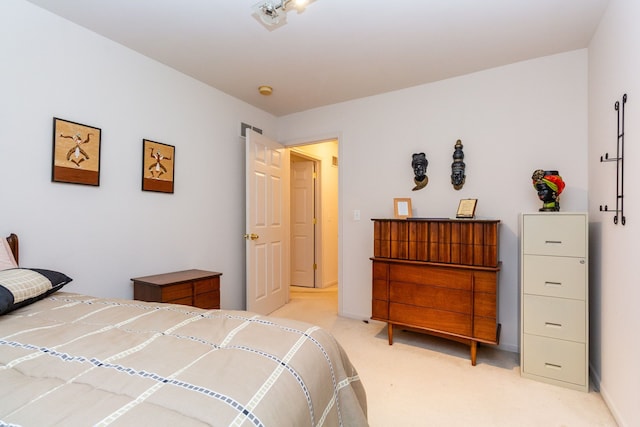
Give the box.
[142,139,175,193]
[52,117,101,186]
[456,198,478,218]
[394,198,412,219]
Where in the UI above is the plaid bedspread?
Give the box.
[0,293,367,426]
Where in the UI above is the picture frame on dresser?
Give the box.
[393,198,412,219]
[456,198,477,218]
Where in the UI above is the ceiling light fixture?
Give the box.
[258,85,273,96]
[251,0,313,28]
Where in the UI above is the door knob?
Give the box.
[244,233,259,241]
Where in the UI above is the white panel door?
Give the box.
[245,130,288,314]
[291,158,315,288]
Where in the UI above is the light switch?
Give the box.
[354,210,361,221]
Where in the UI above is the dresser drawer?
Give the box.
[160,283,192,302]
[390,302,471,337]
[194,277,219,295]
[372,299,389,320]
[194,290,220,309]
[522,215,586,257]
[473,316,498,342]
[523,295,585,341]
[523,255,586,299]
[372,261,389,300]
[390,281,471,314]
[522,334,586,386]
[390,263,471,291]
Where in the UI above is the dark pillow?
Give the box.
[0,268,72,315]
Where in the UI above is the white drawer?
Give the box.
[523,255,586,299]
[522,214,586,257]
[522,334,586,386]
[523,295,585,341]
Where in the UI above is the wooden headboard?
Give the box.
[6,233,18,265]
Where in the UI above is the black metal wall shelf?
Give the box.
[599,93,627,225]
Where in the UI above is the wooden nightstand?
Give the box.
[132,269,222,309]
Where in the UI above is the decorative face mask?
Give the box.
[411,152,429,191]
[451,140,466,190]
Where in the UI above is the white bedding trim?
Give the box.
[219,313,260,347]
[96,346,218,426]
[230,325,321,427]
[318,374,363,426]
[98,313,262,425]
[0,306,160,419]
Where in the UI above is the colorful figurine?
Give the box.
[532,169,565,211]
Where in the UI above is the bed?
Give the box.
[0,234,368,426]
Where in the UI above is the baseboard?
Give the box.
[320,280,338,289]
[498,343,519,353]
[339,310,371,322]
[598,381,626,427]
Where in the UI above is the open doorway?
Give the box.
[290,152,317,288]
[288,140,339,292]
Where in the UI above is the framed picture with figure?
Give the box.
[142,139,175,193]
[52,117,102,186]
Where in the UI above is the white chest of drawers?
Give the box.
[520,212,589,391]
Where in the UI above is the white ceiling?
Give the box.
[24,0,609,117]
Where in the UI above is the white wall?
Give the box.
[0,0,277,309]
[0,0,601,393]
[278,50,589,353]
[588,0,640,425]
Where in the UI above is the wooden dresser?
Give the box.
[132,269,222,309]
[520,213,588,391]
[371,218,501,365]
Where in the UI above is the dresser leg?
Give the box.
[388,323,393,345]
[470,341,477,366]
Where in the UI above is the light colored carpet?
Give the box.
[270,286,617,427]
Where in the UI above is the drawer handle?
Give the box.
[544,281,562,287]
[545,240,562,244]
[545,322,562,328]
[545,362,562,370]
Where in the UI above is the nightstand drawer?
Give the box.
[523,334,586,386]
[160,283,192,302]
[523,294,585,341]
[194,277,219,295]
[170,296,194,306]
[522,215,586,257]
[523,255,586,299]
[195,290,220,309]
